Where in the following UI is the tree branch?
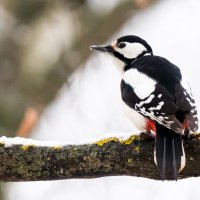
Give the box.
[0,134,199,182]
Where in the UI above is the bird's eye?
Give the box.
[118,42,126,49]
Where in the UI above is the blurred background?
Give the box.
[0,0,200,199]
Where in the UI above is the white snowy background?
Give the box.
[4,0,200,199]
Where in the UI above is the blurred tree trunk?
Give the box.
[0,0,158,136]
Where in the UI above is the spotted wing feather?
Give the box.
[175,83,198,132]
[121,80,184,134]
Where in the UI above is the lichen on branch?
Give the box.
[0,134,199,182]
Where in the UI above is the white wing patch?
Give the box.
[123,68,156,99]
[137,94,155,107]
[149,101,164,111]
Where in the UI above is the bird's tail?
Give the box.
[155,124,185,180]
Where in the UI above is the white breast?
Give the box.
[123,68,157,99]
[123,103,147,132]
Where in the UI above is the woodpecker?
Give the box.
[90,35,199,180]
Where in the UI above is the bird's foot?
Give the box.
[140,130,155,140]
[183,128,191,141]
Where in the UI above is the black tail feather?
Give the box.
[161,136,166,180]
[155,124,184,180]
[172,137,177,180]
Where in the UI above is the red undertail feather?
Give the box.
[183,118,188,129]
[146,120,156,133]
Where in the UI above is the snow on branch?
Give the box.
[0,134,199,182]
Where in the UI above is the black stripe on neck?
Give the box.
[123,51,152,71]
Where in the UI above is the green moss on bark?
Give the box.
[0,134,200,182]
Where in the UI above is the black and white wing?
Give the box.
[121,68,198,134]
[175,80,198,132]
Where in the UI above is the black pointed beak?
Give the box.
[90,45,113,53]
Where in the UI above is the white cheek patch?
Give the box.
[116,42,147,59]
[123,68,157,99]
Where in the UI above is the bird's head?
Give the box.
[90,35,153,67]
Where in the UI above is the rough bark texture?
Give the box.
[0,134,199,182]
